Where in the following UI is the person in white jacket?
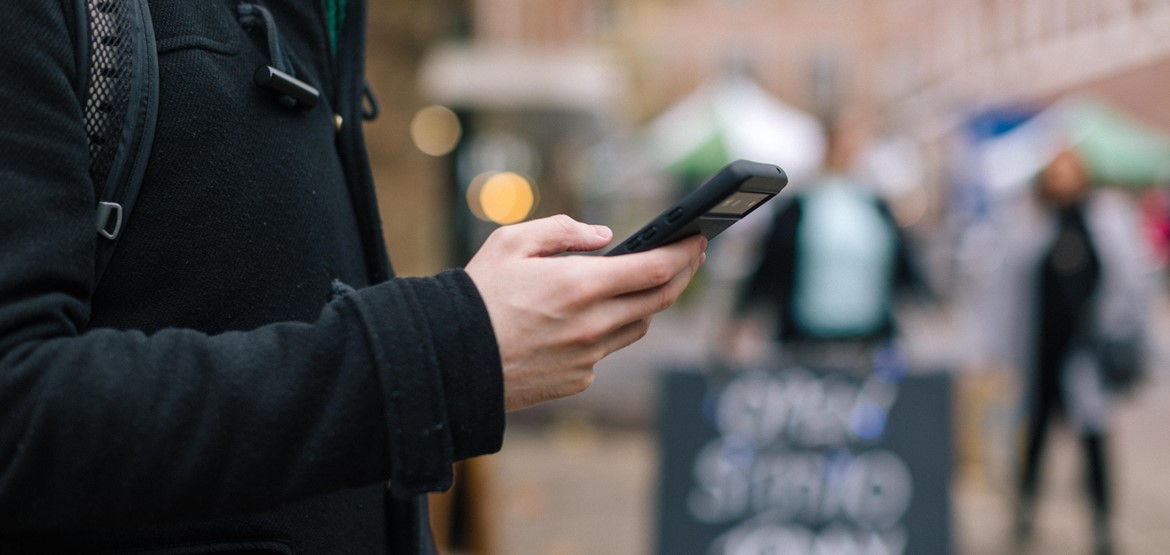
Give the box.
[968,149,1157,554]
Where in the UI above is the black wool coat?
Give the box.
[0,0,505,552]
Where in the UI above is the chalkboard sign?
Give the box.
[655,363,952,555]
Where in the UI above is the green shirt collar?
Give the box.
[322,0,347,54]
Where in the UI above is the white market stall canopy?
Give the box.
[642,73,826,185]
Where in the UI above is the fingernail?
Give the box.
[700,252,707,264]
[592,225,612,239]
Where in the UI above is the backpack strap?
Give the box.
[78,0,160,284]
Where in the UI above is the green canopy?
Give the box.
[1060,99,1170,186]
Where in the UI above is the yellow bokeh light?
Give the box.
[474,172,537,225]
[410,105,462,157]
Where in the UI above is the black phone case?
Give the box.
[605,160,788,256]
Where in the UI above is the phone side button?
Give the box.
[666,208,684,223]
[641,226,658,240]
[626,239,642,251]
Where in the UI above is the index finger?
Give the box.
[586,235,707,297]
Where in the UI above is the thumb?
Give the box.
[511,215,613,257]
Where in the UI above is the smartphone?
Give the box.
[605,160,788,256]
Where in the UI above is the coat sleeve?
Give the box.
[1089,192,1159,360]
[0,0,503,534]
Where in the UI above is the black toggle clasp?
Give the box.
[254,65,319,110]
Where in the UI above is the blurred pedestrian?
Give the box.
[975,149,1155,555]
[727,119,929,366]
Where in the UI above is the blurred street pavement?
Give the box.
[496,374,1170,554]
[494,288,1170,554]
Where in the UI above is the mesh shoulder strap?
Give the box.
[80,0,159,283]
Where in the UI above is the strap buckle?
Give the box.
[96,201,124,240]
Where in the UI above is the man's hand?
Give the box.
[465,215,706,412]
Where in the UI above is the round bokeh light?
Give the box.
[410,105,462,157]
[480,172,536,225]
